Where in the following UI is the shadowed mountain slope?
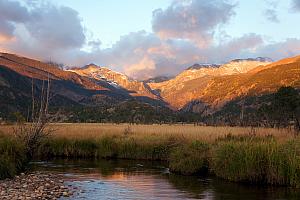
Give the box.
[0,52,299,122]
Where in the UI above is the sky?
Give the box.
[0,0,300,79]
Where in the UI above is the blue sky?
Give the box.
[225,0,300,42]
[1,0,300,78]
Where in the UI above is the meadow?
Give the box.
[1,123,293,141]
[1,123,300,187]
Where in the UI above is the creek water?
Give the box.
[31,159,300,200]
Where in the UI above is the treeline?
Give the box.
[208,87,300,131]
[258,86,300,129]
[59,100,201,124]
[2,87,299,130]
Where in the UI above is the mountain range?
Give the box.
[0,52,299,123]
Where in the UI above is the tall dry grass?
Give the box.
[0,123,294,143]
[211,135,300,187]
[2,123,300,186]
[0,133,27,179]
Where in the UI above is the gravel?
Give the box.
[0,172,75,200]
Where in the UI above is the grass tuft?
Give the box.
[169,141,209,175]
[0,133,26,179]
[211,135,300,187]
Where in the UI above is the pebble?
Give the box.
[0,172,75,200]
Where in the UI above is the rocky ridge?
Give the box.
[68,64,159,99]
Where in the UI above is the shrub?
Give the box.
[0,134,26,179]
[211,135,300,187]
[169,141,209,175]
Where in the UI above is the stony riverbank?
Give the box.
[0,172,74,200]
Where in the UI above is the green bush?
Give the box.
[274,139,300,187]
[0,135,26,179]
[169,141,209,175]
[211,136,300,187]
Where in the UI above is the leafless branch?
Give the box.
[14,75,56,159]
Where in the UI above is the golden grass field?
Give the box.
[0,123,295,143]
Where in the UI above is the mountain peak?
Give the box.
[68,64,160,99]
[231,57,273,63]
[144,76,172,83]
[84,63,99,68]
[186,63,221,70]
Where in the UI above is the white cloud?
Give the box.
[263,0,280,23]
[0,0,86,61]
[0,0,29,40]
[264,9,280,23]
[256,38,300,59]
[152,0,236,47]
[26,4,86,49]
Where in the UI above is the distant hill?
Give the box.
[0,53,167,121]
[0,52,299,125]
[186,64,221,70]
[148,57,273,109]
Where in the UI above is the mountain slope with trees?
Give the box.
[0,52,299,126]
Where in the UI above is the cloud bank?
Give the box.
[1,0,300,79]
[152,0,235,47]
[0,0,86,58]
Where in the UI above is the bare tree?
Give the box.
[240,99,245,126]
[13,75,55,159]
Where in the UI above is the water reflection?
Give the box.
[32,159,300,200]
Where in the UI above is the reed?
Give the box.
[37,134,184,161]
[211,135,300,187]
[0,133,26,179]
[1,123,300,187]
[169,141,209,175]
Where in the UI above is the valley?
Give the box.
[0,52,299,127]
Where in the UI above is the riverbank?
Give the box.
[1,124,299,188]
[36,133,300,187]
[0,171,74,199]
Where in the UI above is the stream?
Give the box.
[31,159,300,200]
